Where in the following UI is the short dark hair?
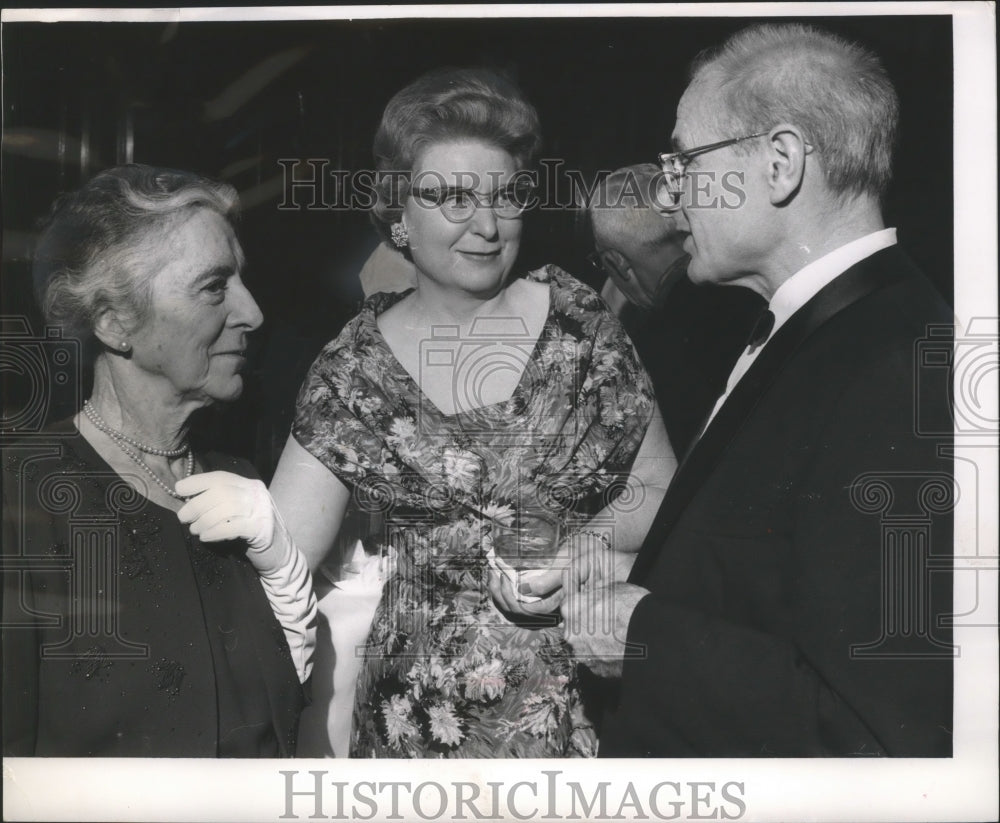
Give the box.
[34,164,240,354]
[690,23,899,200]
[370,67,542,242]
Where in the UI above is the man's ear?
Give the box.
[765,124,812,205]
[93,308,133,354]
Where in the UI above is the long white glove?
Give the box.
[175,471,317,684]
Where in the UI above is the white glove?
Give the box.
[177,471,288,572]
[175,471,317,683]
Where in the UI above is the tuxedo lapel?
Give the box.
[630,246,916,583]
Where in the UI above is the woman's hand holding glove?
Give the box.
[175,471,317,683]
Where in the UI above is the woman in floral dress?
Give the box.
[271,68,676,757]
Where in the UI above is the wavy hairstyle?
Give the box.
[370,67,542,243]
[33,164,241,358]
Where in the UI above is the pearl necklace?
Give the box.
[82,399,194,500]
[83,399,188,457]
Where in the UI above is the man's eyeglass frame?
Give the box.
[655,131,770,212]
[585,249,624,283]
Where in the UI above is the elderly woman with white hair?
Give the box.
[1,164,316,757]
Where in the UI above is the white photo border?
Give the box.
[1,3,996,822]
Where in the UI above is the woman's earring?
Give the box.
[390,223,409,249]
[119,340,131,353]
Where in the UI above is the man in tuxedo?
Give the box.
[564,22,954,757]
[587,164,763,455]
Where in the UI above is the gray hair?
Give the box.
[690,23,899,200]
[33,164,241,354]
[587,163,678,251]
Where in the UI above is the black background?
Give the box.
[1,14,953,477]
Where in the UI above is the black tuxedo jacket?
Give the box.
[599,246,954,757]
[622,277,764,456]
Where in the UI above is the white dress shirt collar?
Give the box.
[698,228,898,435]
[768,228,898,336]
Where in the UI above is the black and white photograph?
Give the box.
[1,4,996,821]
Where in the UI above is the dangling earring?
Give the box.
[390,223,409,249]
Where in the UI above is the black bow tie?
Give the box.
[746,309,775,353]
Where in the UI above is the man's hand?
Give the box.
[562,580,649,679]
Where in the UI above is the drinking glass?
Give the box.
[489,508,565,604]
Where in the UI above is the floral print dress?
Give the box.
[293,265,655,757]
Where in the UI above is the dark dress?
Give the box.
[293,265,655,757]
[1,420,304,757]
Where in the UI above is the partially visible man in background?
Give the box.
[587,163,761,454]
